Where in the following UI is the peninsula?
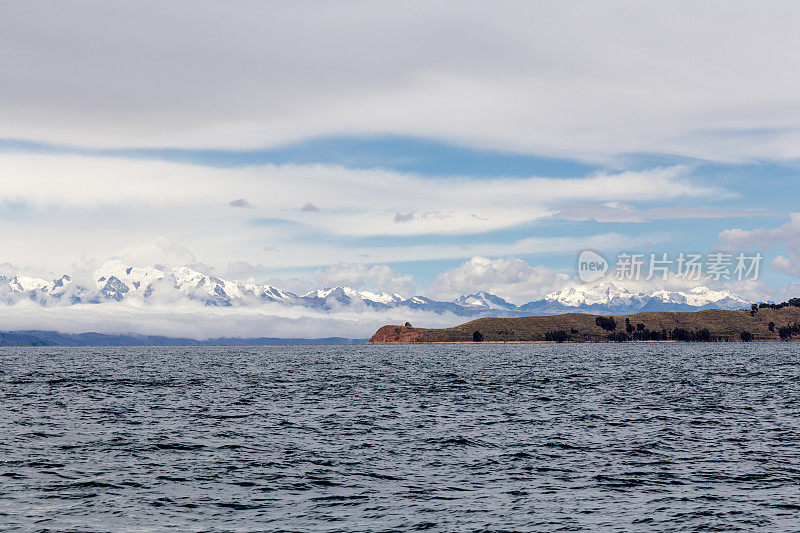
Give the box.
[369,305,800,344]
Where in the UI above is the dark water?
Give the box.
[2,343,800,531]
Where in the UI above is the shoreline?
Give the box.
[369,307,800,344]
[367,339,799,345]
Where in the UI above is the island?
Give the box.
[368,306,800,344]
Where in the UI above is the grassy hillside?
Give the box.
[369,307,800,343]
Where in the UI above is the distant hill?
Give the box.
[0,331,367,347]
[369,307,800,344]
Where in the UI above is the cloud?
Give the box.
[155,236,198,268]
[725,278,775,303]
[315,263,416,296]
[0,151,697,272]
[293,231,666,270]
[300,202,320,211]
[719,213,800,277]
[0,300,464,340]
[777,281,800,301]
[3,3,800,162]
[394,210,448,224]
[0,155,711,228]
[428,256,570,304]
[0,264,18,277]
[228,198,255,208]
[557,203,779,223]
[393,211,414,224]
[427,255,776,303]
[222,260,269,282]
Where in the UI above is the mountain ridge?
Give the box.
[0,261,753,317]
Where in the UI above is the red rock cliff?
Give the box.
[368,325,423,344]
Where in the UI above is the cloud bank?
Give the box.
[315,263,416,297]
[3,2,800,162]
[0,153,693,273]
[0,300,463,340]
[428,257,570,304]
[719,213,800,277]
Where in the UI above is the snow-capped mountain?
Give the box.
[0,262,753,316]
[302,287,407,309]
[0,261,299,308]
[452,291,517,311]
[545,282,642,307]
[649,286,747,308]
[518,282,750,314]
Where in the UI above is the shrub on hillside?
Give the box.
[545,330,569,343]
[595,316,617,331]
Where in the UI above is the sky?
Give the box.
[2,0,800,325]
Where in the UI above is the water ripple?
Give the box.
[1,343,799,531]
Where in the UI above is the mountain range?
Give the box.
[0,259,753,317]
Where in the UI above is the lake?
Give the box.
[1,343,799,531]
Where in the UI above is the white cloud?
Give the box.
[154,236,197,268]
[428,255,777,304]
[0,154,712,223]
[2,3,800,162]
[315,263,416,296]
[0,300,463,340]
[724,278,775,303]
[428,256,571,303]
[777,282,800,301]
[221,260,270,283]
[719,213,800,277]
[557,203,778,223]
[0,152,687,272]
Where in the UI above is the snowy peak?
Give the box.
[0,263,753,316]
[9,275,51,293]
[542,282,749,310]
[260,285,297,303]
[301,286,406,309]
[649,287,749,307]
[544,282,639,307]
[85,261,300,307]
[452,291,517,310]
